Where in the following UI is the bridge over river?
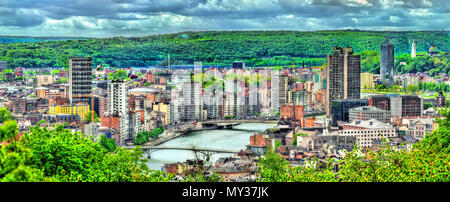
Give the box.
[125,146,239,157]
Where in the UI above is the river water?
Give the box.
[146,122,276,170]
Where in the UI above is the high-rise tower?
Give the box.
[411,40,416,58]
[380,39,394,87]
[107,79,129,145]
[69,57,93,105]
[325,47,361,117]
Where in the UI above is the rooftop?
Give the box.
[129,87,160,94]
[346,119,393,129]
[349,106,390,113]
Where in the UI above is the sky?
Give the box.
[0,0,448,37]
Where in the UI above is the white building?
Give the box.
[107,79,129,146]
[270,70,288,114]
[336,119,397,148]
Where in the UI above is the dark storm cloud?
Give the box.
[0,7,45,27]
[0,0,448,36]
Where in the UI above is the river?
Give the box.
[146,122,276,171]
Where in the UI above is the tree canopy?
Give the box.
[0,31,447,69]
[0,121,172,182]
[258,108,450,182]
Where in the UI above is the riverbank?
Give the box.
[147,122,250,146]
[146,122,277,170]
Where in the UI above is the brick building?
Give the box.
[280,103,304,121]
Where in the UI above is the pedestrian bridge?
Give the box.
[125,145,239,156]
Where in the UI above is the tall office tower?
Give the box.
[411,40,416,58]
[107,79,129,146]
[380,39,394,87]
[326,47,361,117]
[69,57,93,105]
[270,70,288,114]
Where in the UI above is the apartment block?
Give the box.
[69,57,92,105]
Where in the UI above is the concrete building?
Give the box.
[280,103,304,122]
[232,61,245,69]
[360,72,374,89]
[271,71,288,114]
[402,75,419,90]
[338,119,397,148]
[369,94,422,118]
[0,61,7,72]
[403,118,436,140]
[5,72,15,82]
[326,47,361,117]
[171,70,204,123]
[224,77,239,118]
[436,91,446,108]
[107,79,129,145]
[349,106,392,123]
[391,95,423,117]
[69,57,92,105]
[152,102,170,126]
[380,39,394,87]
[288,90,307,106]
[411,40,416,58]
[297,134,356,152]
[368,95,391,111]
[48,104,90,120]
[36,75,53,87]
[330,99,368,123]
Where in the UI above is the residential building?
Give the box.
[69,57,92,105]
[107,79,129,145]
[436,91,446,108]
[391,95,423,117]
[402,75,419,90]
[48,104,90,120]
[360,72,374,89]
[280,103,304,122]
[297,134,356,152]
[0,61,7,71]
[270,70,288,113]
[36,75,53,87]
[338,119,397,148]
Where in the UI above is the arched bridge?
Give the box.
[125,146,239,156]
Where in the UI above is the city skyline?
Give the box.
[0,0,448,37]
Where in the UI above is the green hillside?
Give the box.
[0,30,448,69]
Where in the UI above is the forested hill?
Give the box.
[0,30,448,68]
[0,36,91,43]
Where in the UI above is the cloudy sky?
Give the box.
[0,0,448,37]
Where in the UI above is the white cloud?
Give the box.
[389,16,400,23]
[409,8,434,16]
[0,0,447,37]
